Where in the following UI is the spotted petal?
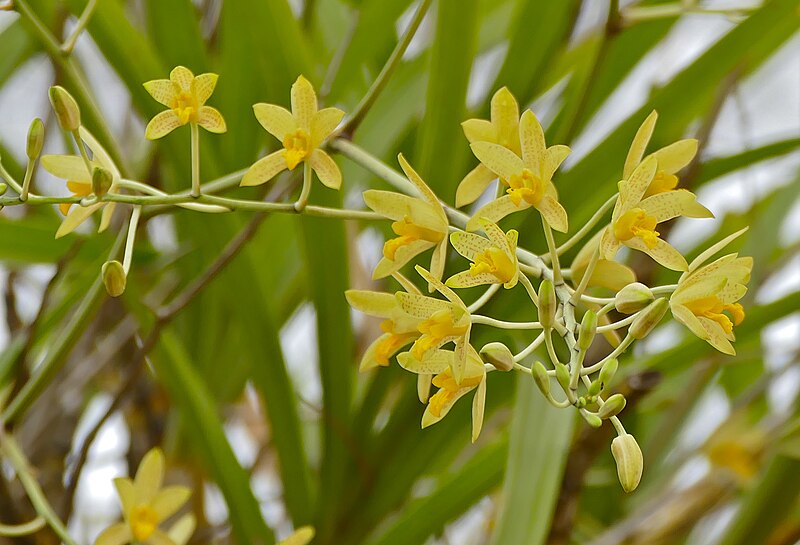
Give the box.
[625,237,688,271]
[170,66,194,91]
[698,317,736,355]
[94,522,132,545]
[639,189,713,222]
[490,87,520,150]
[651,139,698,174]
[599,227,621,261]
[455,164,497,208]
[397,349,453,375]
[311,107,344,147]
[472,377,486,443]
[519,110,546,175]
[618,155,658,213]
[143,79,178,108]
[445,270,497,288]
[461,119,496,144]
[397,154,444,213]
[544,144,570,182]
[535,194,568,233]
[395,291,453,319]
[363,190,446,232]
[466,194,529,231]
[253,103,296,141]
[145,110,184,140]
[428,239,448,291]
[421,383,476,428]
[309,149,341,189]
[372,239,436,279]
[197,106,227,134]
[345,290,399,318]
[449,231,492,261]
[671,303,709,340]
[471,141,525,181]
[192,73,218,105]
[688,227,748,272]
[291,75,317,130]
[241,150,287,187]
[623,110,657,179]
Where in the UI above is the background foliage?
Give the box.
[0,0,798,544]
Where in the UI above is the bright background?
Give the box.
[0,1,798,544]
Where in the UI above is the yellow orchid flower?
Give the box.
[624,110,698,198]
[670,252,752,355]
[394,265,473,382]
[456,87,521,207]
[446,218,519,289]
[345,288,422,372]
[571,230,636,292]
[466,110,570,232]
[599,155,713,271]
[94,448,192,545]
[398,345,487,442]
[143,66,226,139]
[363,154,449,285]
[41,127,120,239]
[241,75,344,189]
[278,527,315,545]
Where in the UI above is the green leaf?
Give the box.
[490,377,575,545]
[413,0,479,196]
[155,331,276,545]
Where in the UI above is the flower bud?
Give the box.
[49,86,81,131]
[578,310,597,351]
[630,298,668,339]
[615,282,654,314]
[582,411,602,428]
[0,183,7,196]
[611,433,643,492]
[531,361,550,397]
[480,342,514,372]
[598,358,618,388]
[555,363,570,392]
[538,279,556,329]
[92,167,113,198]
[102,260,126,297]
[598,393,626,419]
[587,379,602,397]
[26,118,44,161]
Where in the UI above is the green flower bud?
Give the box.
[49,86,81,132]
[598,393,626,419]
[587,379,602,397]
[582,411,602,428]
[538,279,556,329]
[598,358,618,388]
[102,260,126,297]
[0,183,7,196]
[26,118,44,160]
[630,298,668,339]
[615,282,654,314]
[578,310,597,351]
[480,342,515,372]
[555,362,570,392]
[611,433,644,492]
[531,361,550,397]
[92,167,113,198]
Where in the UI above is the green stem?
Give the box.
[20,161,34,201]
[295,161,312,212]
[513,332,545,363]
[548,194,617,260]
[123,206,141,274]
[542,218,563,286]
[330,138,419,195]
[0,434,80,545]
[0,516,46,537]
[471,315,542,330]
[60,0,99,55]
[190,122,200,197]
[466,284,500,313]
[518,272,539,307]
[570,248,599,304]
[338,0,434,136]
[582,334,634,375]
[0,162,24,194]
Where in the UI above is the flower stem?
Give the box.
[546,194,617,260]
[542,218,563,286]
[467,283,500,313]
[20,160,34,202]
[60,0,99,55]
[0,433,80,545]
[471,315,542,330]
[518,272,539,307]
[295,161,313,212]
[571,248,599,305]
[190,122,200,198]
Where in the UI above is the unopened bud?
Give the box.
[538,279,556,328]
[578,310,597,351]
[598,394,626,419]
[0,183,6,196]
[611,433,643,492]
[92,167,113,198]
[480,342,514,372]
[102,260,126,297]
[555,363,570,392]
[49,86,81,131]
[587,379,602,397]
[615,282,654,314]
[582,411,602,428]
[26,118,44,160]
[598,358,618,388]
[531,361,550,397]
[630,298,668,339]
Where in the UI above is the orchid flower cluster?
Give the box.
[0,71,751,500]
